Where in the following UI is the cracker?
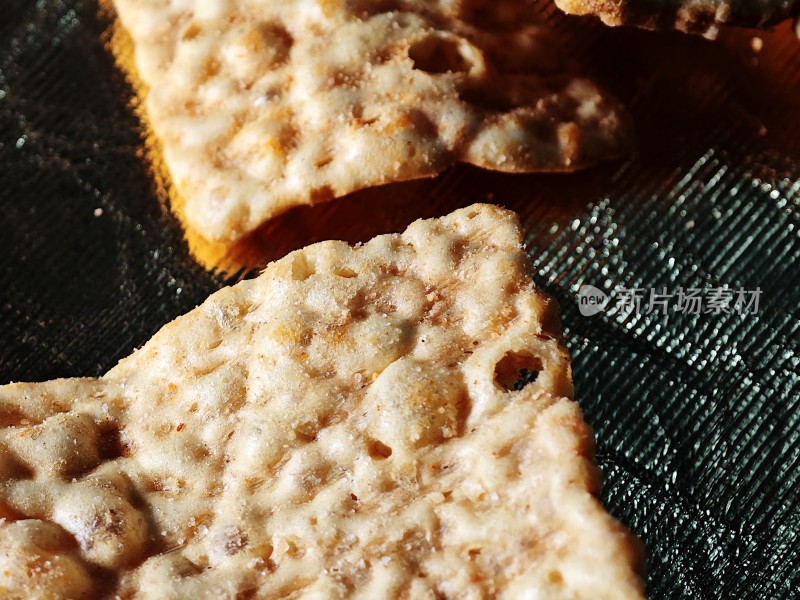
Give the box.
[0,205,644,598]
[110,0,632,242]
[555,0,800,38]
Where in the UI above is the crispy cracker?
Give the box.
[555,0,800,38]
[0,205,644,598]
[110,0,632,242]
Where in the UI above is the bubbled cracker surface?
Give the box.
[111,0,632,242]
[0,205,644,599]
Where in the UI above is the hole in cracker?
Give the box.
[294,421,318,443]
[409,34,475,74]
[0,498,27,521]
[171,555,206,578]
[334,267,358,278]
[203,58,221,80]
[494,352,543,392]
[290,254,316,280]
[0,408,38,428]
[0,447,34,480]
[256,543,274,562]
[286,538,305,559]
[367,439,393,460]
[98,426,128,460]
[259,21,294,66]
[181,22,202,41]
[315,155,333,169]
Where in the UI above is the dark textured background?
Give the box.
[1,0,798,597]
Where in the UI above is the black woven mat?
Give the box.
[1,1,798,597]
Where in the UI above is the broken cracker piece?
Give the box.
[0,205,645,598]
[555,0,800,38]
[111,0,632,242]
